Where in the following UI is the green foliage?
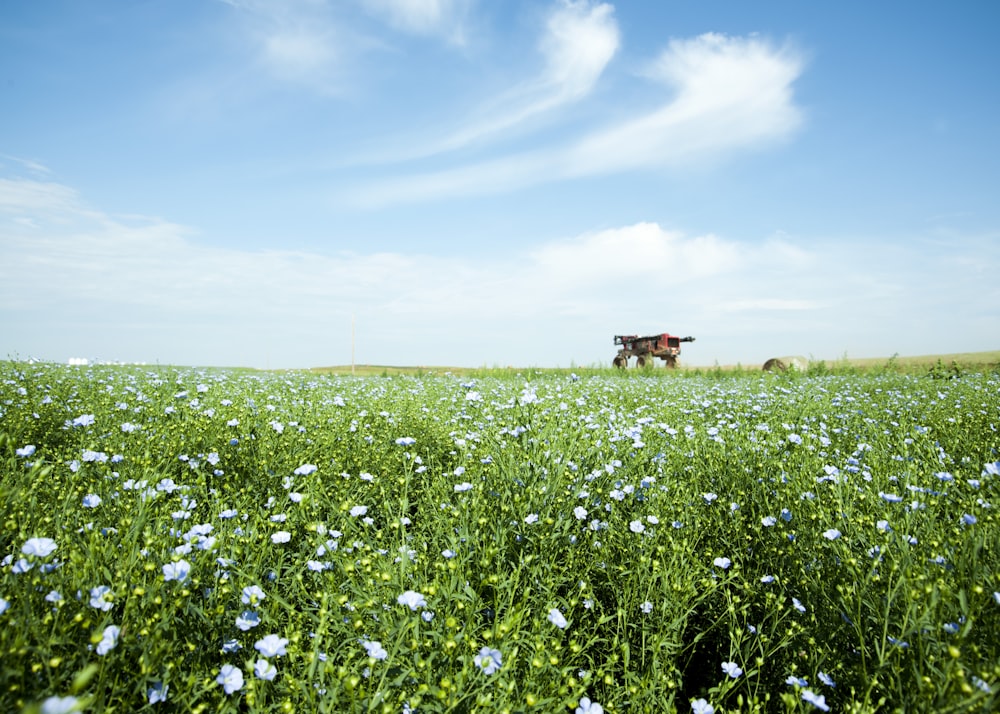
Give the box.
[0,363,998,712]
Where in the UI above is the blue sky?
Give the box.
[1,0,998,369]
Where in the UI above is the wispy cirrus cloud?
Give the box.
[218,0,476,95]
[430,0,619,151]
[218,0,350,94]
[352,0,620,163]
[346,32,804,205]
[361,0,474,44]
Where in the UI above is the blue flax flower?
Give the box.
[691,699,714,714]
[217,664,244,694]
[801,690,830,711]
[474,646,502,675]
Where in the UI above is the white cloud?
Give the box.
[543,1,618,87]
[0,178,81,215]
[356,0,619,162]
[348,32,803,204]
[2,176,997,368]
[565,33,802,173]
[480,0,619,129]
[0,155,52,176]
[219,0,349,93]
[530,223,740,286]
[362,0,473,44]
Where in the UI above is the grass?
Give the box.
[0,361,998,712]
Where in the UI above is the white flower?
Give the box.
[397,590,427,610]
[721,661,743,678]
[242,585,266,605]
[547,607,568,629]
[82,494,102,508]
[362,639,388,660]
[525,513,539,524]
[801,689,830,711]
[15,445,36,457]
[216,664,244,694]
[641,601,653,614]
[96,625,120,655]
[254,634,289,657]
[454,482,473,492]
[271,531,291,544]
[254,658,278,680]
[236,610,261,630]
[22,537,58,558]
[576,697,604,714]
[762,516,777,527]
[629,520,645,534]
[293,464,317,475]
[162,560,191,583]
[350,505,368,517]
[713,557,731,569]
[41,696,81,714]
[822,529,841,540]
[573,506,587,520]
[691,699,715,714]
[89,585,114,611]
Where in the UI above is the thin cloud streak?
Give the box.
[425,0,619,154]
[348,0,620,166]
[219,0,353,95]
[362,0,474,44]
[345,32,804,206]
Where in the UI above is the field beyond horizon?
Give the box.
[308,349,1000,378]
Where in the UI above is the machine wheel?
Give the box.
[665,356,678,369]
[613,355,626,369]
[636,355,647,368]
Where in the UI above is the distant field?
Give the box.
[309,350,1000,377]
[834,350,1000,370]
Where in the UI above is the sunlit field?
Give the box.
[1,362,998,713]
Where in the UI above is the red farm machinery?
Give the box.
[613,333,695,369]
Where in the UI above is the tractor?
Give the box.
[613,333,695,369]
